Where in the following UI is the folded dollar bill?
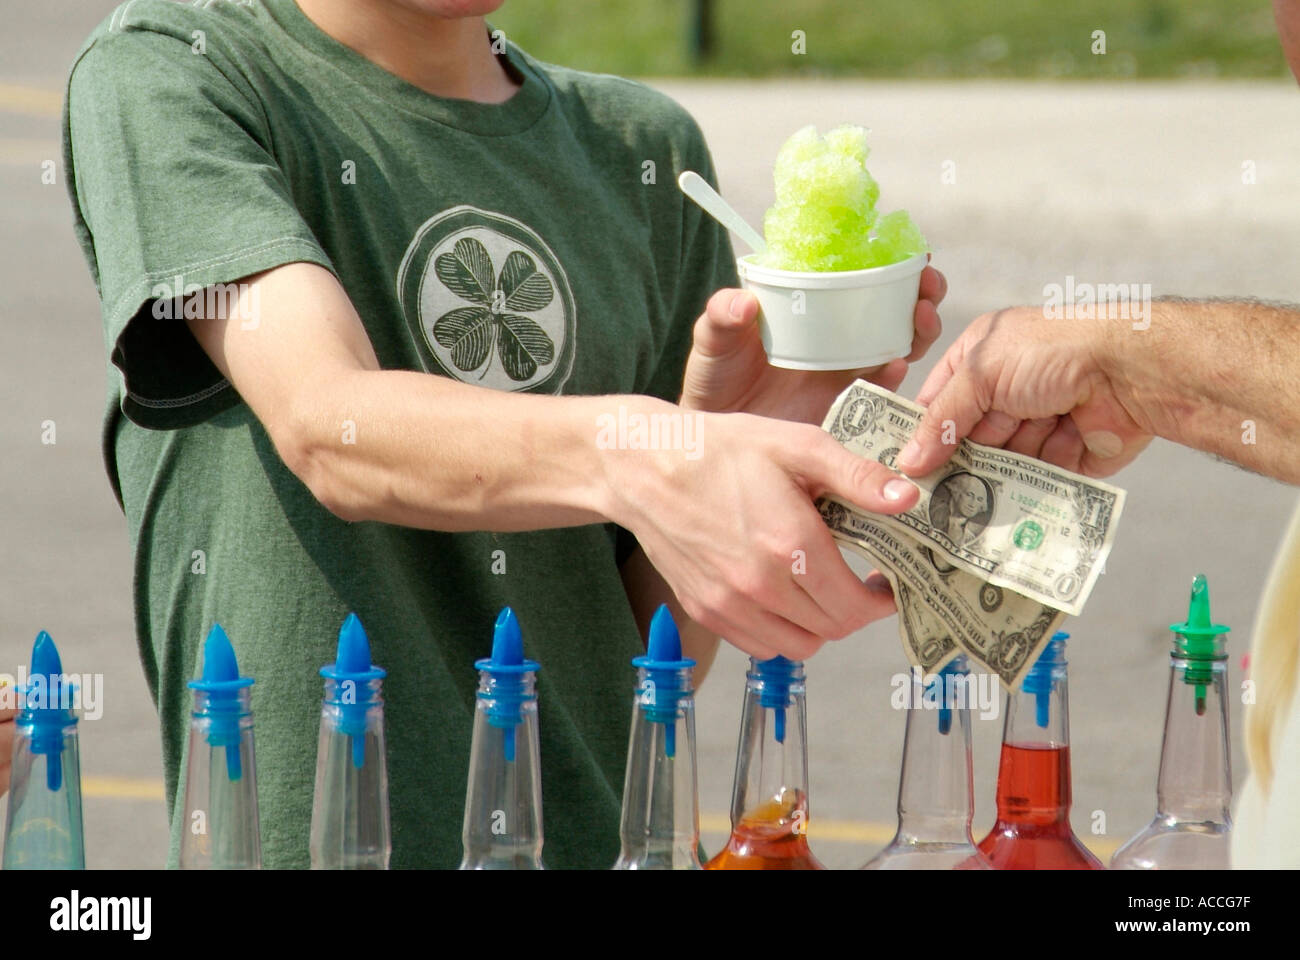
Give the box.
[820,380,1126,687]
[819,500,1065,687]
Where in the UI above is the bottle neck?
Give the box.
[730,661,810,834]
[896,669,978,844]
[319,678,384,767]
[995,667,1073,826]
[310,679,390,869]
[461,671,544,869]
[188,687,256,781]
[616,667,701,869]
[322,676,384,708]
[180,688,261,869]
[1004,662,1070,747]
[1156,657,1231,823]
[1,724,85,869]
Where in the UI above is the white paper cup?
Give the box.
[737,251,927,370]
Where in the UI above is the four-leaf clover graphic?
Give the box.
[432,236,556,381]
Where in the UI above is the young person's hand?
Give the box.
[680,262,946,426]
[605,410,917,661]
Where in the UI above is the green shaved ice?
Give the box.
[822,124,870,166]
[771,124,879,212]
[867,210,927,264]
[758,124,927,272]
[762,205,874,272]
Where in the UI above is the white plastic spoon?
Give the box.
[677,170,767,256]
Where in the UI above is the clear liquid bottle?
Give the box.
[613,605,701,870]
[706,656,824,870]
[310,613,390,869]
[1112,574,1232,869]
[865,656,992,870]
[459,607,545,869]
[978,632,1103,870]
[2,631,85,869]
[178,624,262,869]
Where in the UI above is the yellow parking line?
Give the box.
[1084,835,1122,859]
[0,83,62,116]
[82,775,165,801]
[0,138,60,164]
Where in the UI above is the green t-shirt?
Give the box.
[63,0,736,868]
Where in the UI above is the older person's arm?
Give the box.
[897,299,1300,484]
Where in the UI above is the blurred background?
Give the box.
[493,0,1288,79]
[2,0,1298,868]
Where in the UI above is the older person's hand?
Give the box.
[896,306,1153,479]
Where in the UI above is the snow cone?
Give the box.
[740,125,927,370]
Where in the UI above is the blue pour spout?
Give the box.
[1021,632,1068,729]
[187,624,254,782]
[24,631,76,792]
[321,613,386,769]
[495,607,524,666]
[646,605,680,664]
[475,607,539,763]
[933,656,970,736]
[632,605,695,758]
[756,655,798,744]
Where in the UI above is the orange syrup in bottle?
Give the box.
[706,789,823,870]
[706,657,825,870]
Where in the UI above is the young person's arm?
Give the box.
[185,262,921,662]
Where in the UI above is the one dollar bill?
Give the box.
[822,380,1126,617]
[820,499,1065,687]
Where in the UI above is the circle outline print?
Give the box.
[397,205,577,393]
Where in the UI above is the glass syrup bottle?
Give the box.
[178,624,262,869]
[2,631,85,869]
[1112,574,1232,869]
[978,632,1103,870]
[864,656,991,869]
[310,613,391,869]
[459,607,545,869]
[613,605,702,869]
[706,656,824,870]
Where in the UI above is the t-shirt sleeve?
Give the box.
[640,118,739,406]
[64,27,335,429]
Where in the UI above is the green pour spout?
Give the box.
[1168,574,1230,716]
